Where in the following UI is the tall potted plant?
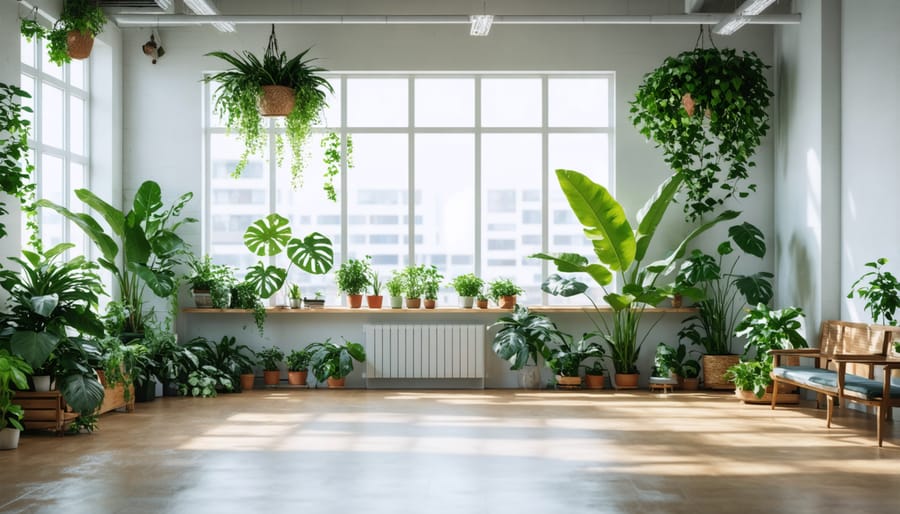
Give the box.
[401,264,427,309]
[450,273,484,309]
[847,258,900,326]
[489,305,563,389]
[366,271,384,309]
[204,25,333,189]
[336,257,371,308]
[20,0,108,65]
[307,338,366,388]
[0,350,32,450]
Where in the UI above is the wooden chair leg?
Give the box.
[826,395,833,428]
[877,406,884,447]
[771,380,779,409]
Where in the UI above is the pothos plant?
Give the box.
[321,132,353,202]
[0,82,38,244]
[630,46,773,222]
[20,0,108,66]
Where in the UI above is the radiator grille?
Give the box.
[364,324,485,379]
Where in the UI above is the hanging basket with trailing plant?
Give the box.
[630,38,773,222]
[20,0,107,65]
[204,25,333,189]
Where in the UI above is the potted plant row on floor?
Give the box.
[307,338,366,388]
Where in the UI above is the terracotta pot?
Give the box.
[556,375,582,388]
[671,294,683,308]
[424,299,436,309]
[347,294,364,308]
[702,354,740,390]
[240,373,255,391]
[614,372,640,389]
[327,376,346,388]
[263,370,280,386]
[498,295,516,309]
[584,374,605,390]
[366,295,383,309]
[681,377,700,391]
[287,370,308,386]
[477,299,489,309]
[406,298,422,309]
[258,85,296,116]
[66,31,94,60]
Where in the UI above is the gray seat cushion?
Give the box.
[773,366,838,390]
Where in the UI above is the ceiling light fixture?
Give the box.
[470,14,493,36]
[182,0,235,32]
[713,0,777,35]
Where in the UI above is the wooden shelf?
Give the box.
[182,305,697,314]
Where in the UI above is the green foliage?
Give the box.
[286,348,311,372]
[180,366,232,398]
[653,342,700,379]
[67,413,98,434]
[204,28,332,187]
[231,281,266,335]
[726,360,771,398]
[735,304,807,365]
[489,305,561,370]
[37,181,195,333]
[584,360,606,376]
[187,254,235,291]
[400,264,429,299]
[142,321,198,387]
[20,1,108,66]
[630,47,773,221]
[847,258,900,326]
[288,283,302,300]
[321,132,353,202]
[0,82,36,242]
[450,273,484,298]
[421,265,444,300]
[0,349,32,431]
[487,278,523,300]
[185,335,256,390]
[369,271,382,296]
[547,332,606,377]
[257,346,284,371]
[307,338,366,382]
[336,257,372,295]
[97,336,150,403]
[386,272,405,297]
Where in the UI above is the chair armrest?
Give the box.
[831,354,893,363]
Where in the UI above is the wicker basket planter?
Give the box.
[258,85,296,116]
[703,354,740,390]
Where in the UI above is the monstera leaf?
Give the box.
[244,214,292,257]
[245,262,288,299]
[287,232,334,275]
[541,274,588,298]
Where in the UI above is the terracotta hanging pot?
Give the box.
[258,85,296,116]
[67,31,94,60]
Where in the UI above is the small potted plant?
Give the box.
[489,305,563,389]
[847,257,900,325]
[336,257,371,308]
[654,342,701,390]
[401,264,426,309]
[422,265,444,309]
[584,361,606,390]
[367,270,384,309]
[20,0,108,65]
[450,273,484,309]
[386,272,405,309]
[287,283,302,309]
[304,290,326,309]
[0,349,33,450]
[488,277,523,309]
[307,338,367,388]
[187,255,234,308]
[476,289,489,309]
[257,346,284,386]
[547,332,606,389]
[285,348,311,386]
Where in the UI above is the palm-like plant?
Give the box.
[204,26,333,188]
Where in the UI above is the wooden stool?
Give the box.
[649,377,677,394]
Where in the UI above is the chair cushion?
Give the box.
[773,366,838,390]
[826,376,900,400]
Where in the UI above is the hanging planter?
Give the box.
[204,25,333,189]
[66,30,94,59]
[630,37,773,222]
[20,1,107,66]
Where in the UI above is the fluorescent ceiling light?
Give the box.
[470,15,493,36]
[155,0,173,10]
[740,0,777,16]
[714,15,748,35]
[182,0,235,32]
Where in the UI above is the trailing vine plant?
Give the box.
[630,29,773,221]
[19,1,107,66]
[321,132,354,202]
[0,82,39,248]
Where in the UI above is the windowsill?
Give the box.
[182,305,698,314]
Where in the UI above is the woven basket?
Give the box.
[66,31,95,60]
[258,85,296,116]
[702,354,740,390]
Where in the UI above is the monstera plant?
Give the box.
[242,213,334,300]
[630,47,773,222]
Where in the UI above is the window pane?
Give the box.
[41,83,64,148]
[415,134,475,303]
[481,78,541,127]
[482,134,542,305]
[41,43,63,80]
[69,163,87,257]
[70,96,84,156]
[549,78,609,127]
[415,78,474,127]
[19,75,34,126]
[69,59,85,90]
[316,78,341,128]
[40,155,64,249]
[21,36,35,68]
[347,78,407,127]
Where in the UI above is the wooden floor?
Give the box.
[2,389,899,513]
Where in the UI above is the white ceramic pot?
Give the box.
[0,428,20,450]
[33,375,52,392]
[519,366,542,390]
[459,296,475,308]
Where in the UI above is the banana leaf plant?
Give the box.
[532,169,738,374]
[242,213,334,299]
[37,181,195,333]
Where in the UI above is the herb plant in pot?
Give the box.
[488,278,523,309]
[477,289,489,309]
[0,349,32,450]
[584,361,606,390]
[401,264,426,309]
[187,255,235,308]
[336,257,371,308]
[547,332,606,389]
[450,273,484,309]
[285,349,310,386]
[489,305,562,389]
[366,271,384,309]
[20,0,108,65]
[422,265,444,309]
[204,25,333,190]
[307,338,366,388]
[288,283,302,309]
[386,272,404,309]
[257,346,284,386]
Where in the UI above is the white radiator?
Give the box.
[364,324,485,379]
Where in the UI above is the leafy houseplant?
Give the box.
[307,338,366,388]
[97,336,149,404]
[533,170,737,381]
[847,258,900,326]
[367,270,384,309]
[38,180,195,333]
[231,281,267,335]
[142,321,199,396]
[386,272,405,309]
[0,82,36,242]
[257,346,284,386]
[204,26,333,188]
[185,336,256,393]
[336,257,371,307]
[285,348,311,385]
[547,332,606,388]
[288,283,303,308]
[421,265,444,308]
[630,46,773,221]
[401,264,427,308]
[20,0,108,65]
[187,254,235,308]
[487,278,523,309]
[489,305,563,389]
[0,349,33,446]
[321,132,354,202]
[450,273,484,308]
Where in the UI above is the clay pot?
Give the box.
[348,294,364,308]
[406,298,422,309]
[263,370,280,386]
[614,372,640,389]
[366,295,384,309]
[556,375,582,388]
[477,299,489,309]
[327,376,346,388]
[240,373,255,391]
[584,374,605,390]
[681,377,700,391]
[287,370,308,386]
[258,85,296,116]
[424,299,436,309]
[66,31,94,60]
[498,295,516,309]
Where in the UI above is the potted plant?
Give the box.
[676,223,773,389]
[187,255,235,308]
[366,271,384,309]
[546,332,606,389]
[847,258,900,325]
[422,265,444,309]
[533,170,738,389]
[0,82,35,242]
[307,338,366,388]
[0,349,32,450]
[386,272,405,309]
[304,290,326,309]
[184,335,256,393]
[336,257,371,308]
[20,0,108,65]
[287,283,303,309]
[231,281,267,335]
[285,349,311,386]
[142,321,200,396]
[450,273,484,309]
[401,264,427,309]
[584,361,606,390]
[204,25,333,189]
[476,289,489,309]
[489,305,562,389]
[488,278,523,309]
[630,47,773,222]
[257,346,284,386]
[653,342,701,390]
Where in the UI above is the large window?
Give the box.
[20,34,90,254]
[205,73,613,305]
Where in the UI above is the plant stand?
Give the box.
[649,376,678,394]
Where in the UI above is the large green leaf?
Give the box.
[541,274,588,298]
[530,252,613,286]
[150,230,186,258]
[604,292,635,311]
[244,214,292,256]
[734,272,774,306]
[344,341,366,363]
[10,330,61,369]
[123,222,151,265]
[75,188,125,236]
[556,169,635,271]
[635,173,684,262]
[132,181,164,221]
[59,373,105,414]
[30,294,59,317]
[129,262,177,298]
[729,222,766,259]
[35,200,119,263]
[287,232,334,275]
[245,262,288,299]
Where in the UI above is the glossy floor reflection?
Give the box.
[1,389,899,513]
